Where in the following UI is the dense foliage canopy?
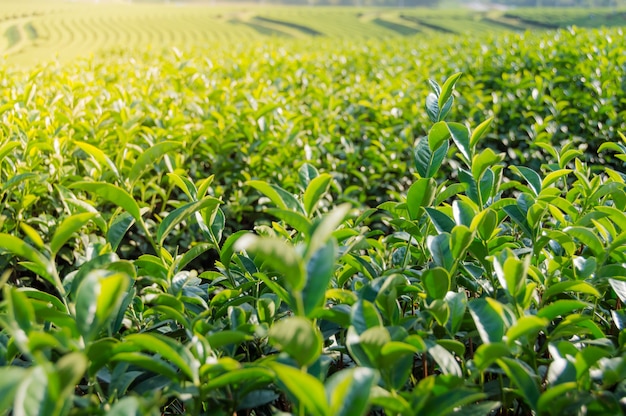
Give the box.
[0,9,625,416]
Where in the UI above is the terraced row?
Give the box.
[2,3,626,66]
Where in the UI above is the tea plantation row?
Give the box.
[2,1,626,65]
[0,28,625,414]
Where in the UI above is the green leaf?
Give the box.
[422,267,450,300]
[75,270,130,343]
[351,300,383,335]
[427,342,462,376]
[428,299,450,326]
[537,383,578,415]
[378,342,416,389]
[536,300,588,320]
[425,92,439,123]
[438,72,462,110]
[428,121,450,151]
[422,389,486,416]
[470,117,494,148]
[473,342,510,372]
[414,137,448,178]
[542,169,572,189]
[503,204,533,238]
[268,362,329,416]
[50,212,96,256]
[157,197,220,246]
[471,208,498,241]
[236,234,305,290]
[173,243,213,273]
[479,168,495,206]
[452,200,475,227]
[511,166,542,196]
[206,331,253,350]
[122,333,195,381]
[20,223,45,250]
[13,366,56,416]
[506,316,548,346]
[75,141,120,178]
[55,352,88,405]
[128,141,181,183]
[445,291,467,335]
[563,226,604,257]
[247,180,304,214]
[266,208,312,235]
[425,207,456,234]
[71,181,142,222]
[307,203,351,260]
[110,352,179,380]
[304,173,332,216]
[609,278,626,303]
[6,286,35,334]
[543,281,601,301]
[220,230,250,268]
[167,172,197,200]
[299,163,319,188]
[359,326,391,367]
[269,316,322,368]
[497,357,540,411]
[0,141,20,162]
[108,397,148,416]
[427,233,454,271]
[458,169,479,205]
[326,367,378,416]
[303,240,336,317]
[471,147,502,182]
[447,122,471,162]
[0,367,26,410]
[492,250,529,297]
[450,225,474,259]
[107,212,135,252]
[468,298,507,344]
[0,234,58,292]
[407,178,436,220]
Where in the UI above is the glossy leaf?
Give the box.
[128,141,181,183]
[269,317,322,368]
[304,173,332,216]
[71,182,142,222]
[50,212,96,256]
[236,234,305,290]
[268,362,329,416]
[326,367,378,416]
[407,178,436,220]
[157,197,220,246]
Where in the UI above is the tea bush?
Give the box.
[1,31,626,415]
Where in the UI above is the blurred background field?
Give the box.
[1,0,626,66]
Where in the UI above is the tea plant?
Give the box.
[1,64,625,415]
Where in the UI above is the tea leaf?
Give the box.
[268,362,329,416]
[128,141,181,183]
[0,234,57,291]
[302,240,336,317]
[71,182,142,222]
[304,173,332,216]
[236,234,305,291]
[438,72,462,110]
[157,197,220,246]
[407,178,436,220]
[269,316,322,368]
[50,212,96,256]
[422,267,450,300]
[497,357,540,411]
[326,367,378,416]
